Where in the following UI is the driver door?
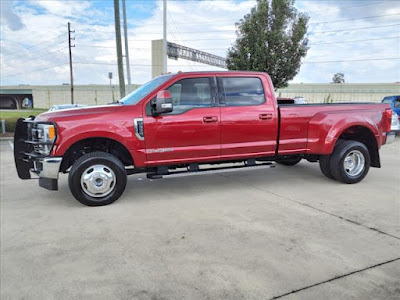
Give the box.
[143,76,221,166]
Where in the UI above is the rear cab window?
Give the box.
[218,77,265,106]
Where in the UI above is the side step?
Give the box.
[146,161,275,179]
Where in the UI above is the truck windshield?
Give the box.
[120,74,173,105]
[382,97,394,104]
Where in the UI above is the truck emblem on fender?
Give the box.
[147,148,174,153]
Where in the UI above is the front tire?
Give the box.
[68,151,127,206]
[329,140,370,184]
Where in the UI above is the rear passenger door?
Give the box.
[218,76,278,159]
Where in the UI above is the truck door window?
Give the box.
[395,98,400,108]
[220,77,265,106]
[165,77,213,114]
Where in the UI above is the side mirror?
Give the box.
[151,90,173,115]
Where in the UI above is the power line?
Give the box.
[2,35,66,59]
[310,36,399,46]
[73,1,393,28]
[6,34,65,52]
[78,36,399,50]
[302,1,392,14]
[74,57,400,67]
[7,48,65,64]
[3,42,66,60]
[309,12,400,25]
[2,63,69,78]
[0,30,62,49]
[310,23,400,34]
[76,21,400,40]
[165,7,197,70]
[303,57,400,64]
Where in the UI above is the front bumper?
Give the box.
[14,118,61,190]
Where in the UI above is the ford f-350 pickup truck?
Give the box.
[14,71,395,206]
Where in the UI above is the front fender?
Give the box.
[307,112,380,155]
[51,122,135,156]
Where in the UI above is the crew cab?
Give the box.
[14,71,395,206]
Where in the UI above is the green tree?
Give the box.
[227,0,309,89]
[332,72,345,83]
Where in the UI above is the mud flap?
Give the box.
[39,178,58,190]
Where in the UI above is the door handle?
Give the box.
[259,113,273,120]
[203,116,218,123]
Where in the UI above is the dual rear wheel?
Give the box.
[319,140,370,184]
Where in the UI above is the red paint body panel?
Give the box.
[143,107,221,165]
[218,73,278,158]
[279,104,389,155]
[36,71,391,169]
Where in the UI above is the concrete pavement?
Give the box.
[1,139,399,299]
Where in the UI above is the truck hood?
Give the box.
[35,104,124,122]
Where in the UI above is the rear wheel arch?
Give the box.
[60,137,134,172]
[334,125,380,168]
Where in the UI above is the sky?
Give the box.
[0,0,399,86]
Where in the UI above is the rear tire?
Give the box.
[319,139,345,180]
[319,155,334,179]
[276,157,302,166]
[329,140,370,184]
[68,151,127,206]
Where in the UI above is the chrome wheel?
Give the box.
[343,150,365,177]
[80,164,116,198]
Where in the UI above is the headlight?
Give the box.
[33,123,57,155]
[37,124,56,142]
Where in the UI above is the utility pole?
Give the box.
[68,22,75,104]
[163,0,167,74]
[122,0,132,93]
[114,0,126,98]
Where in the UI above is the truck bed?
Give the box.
[278,102,389,155]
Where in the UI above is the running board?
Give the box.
[146,161,275,179]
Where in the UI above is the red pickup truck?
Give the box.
[14,71,395,206]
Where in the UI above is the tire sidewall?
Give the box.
[319,155,334,180]
[69,153,127,206]
[332,142,370,184]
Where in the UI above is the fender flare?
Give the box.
[307,112,380,155]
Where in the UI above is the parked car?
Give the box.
[277,97,307,105]
[14,71,394,206]
[48,104,87,111]
[389,112,400,134]
[381,95,400,117]
[293,96,307,104]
